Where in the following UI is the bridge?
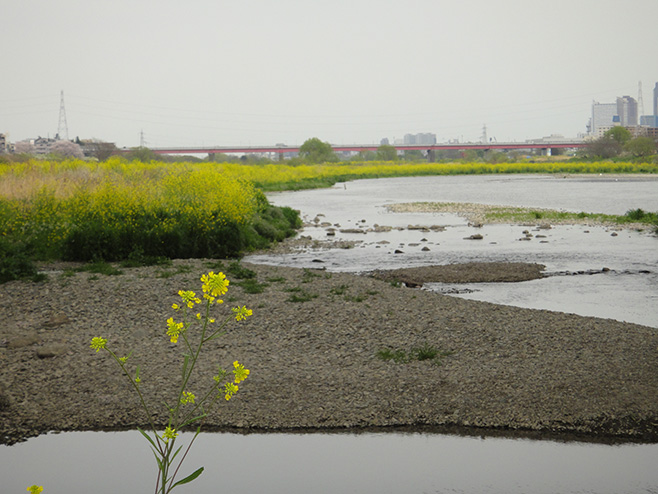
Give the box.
[150,141,586,156]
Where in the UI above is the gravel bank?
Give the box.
[1,259,656,445]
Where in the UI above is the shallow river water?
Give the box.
[2,174,657,493]
[248,174,658,328]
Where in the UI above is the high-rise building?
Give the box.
[590,102,618,137]
[616,96,638,126]
[654,82,658,117]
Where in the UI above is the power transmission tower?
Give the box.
[57,90,69,140]
[140,129,147,147]
[481,124,488,143]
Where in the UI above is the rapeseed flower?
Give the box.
[27,486,43,494]
[232,305,252,322]
[224,382,238,401]
[232,361,250,383]
[201,271,229,299]
[166,317,184,343]
[162,426,178,443]
[178,290,201,309]
[180,391,196,405]
[90,337,107,352]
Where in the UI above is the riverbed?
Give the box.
[247,174,658,328]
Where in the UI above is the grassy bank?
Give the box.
[1,158,655,282]
[389,202,658,231]
[0,159,301,282]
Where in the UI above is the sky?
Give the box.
[1,0,657,149]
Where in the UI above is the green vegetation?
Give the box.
[235,278,268,294]
[1,151,656,284]
[298,137,338,163]
[285,288,318,302]
[482,206,658,230]
[376,343,452,365]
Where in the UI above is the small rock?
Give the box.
[36,344,69,359]
[7,335,40,349]
[44,313,70,328]
[464,234,483,240]
[394,249,404,254]
[421,246,430,252]
[611,232,618,237]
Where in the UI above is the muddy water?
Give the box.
[3,430,657,493]
[248,174,658,328]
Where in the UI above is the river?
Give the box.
[248,174,658,328]
[2,173,657,493]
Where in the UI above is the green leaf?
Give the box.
[182,354,190,380]
[171,467,204,488]
[179,412,207,429]
[137,427,161,452]
[170,444,184,463]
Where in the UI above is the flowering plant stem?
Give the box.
[90,271,251,494]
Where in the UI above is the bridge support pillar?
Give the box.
[208,153,216,162]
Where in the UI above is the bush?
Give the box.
[0,238,38,283]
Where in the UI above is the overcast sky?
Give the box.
[2,0,657,149]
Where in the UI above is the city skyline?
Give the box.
[1,0,657,148]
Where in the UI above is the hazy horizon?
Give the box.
[1,0,657,148]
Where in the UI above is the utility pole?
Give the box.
[57,90,69,140]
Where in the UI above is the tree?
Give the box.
[49,140,85,159]
[401,149,424,161]
[298,138,337,163]
[603,126,632,146]
[376,144,397,161]
[624,137,657,159]
[84,139,119,161]
[14,141,35,155]
[126,146,159,162]
[583,136,621,159]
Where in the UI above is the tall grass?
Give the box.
[1,157,655,281]
[0,158,299,265]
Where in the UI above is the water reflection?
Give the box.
[2,430,657,493]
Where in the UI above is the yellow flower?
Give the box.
[162,426,178,443]
[180,391,196,405]
[201,271,229,298]
[232,361,250,383]
[172,303,180,310]
[232,305,253,322]
[224,382,238,401]
[90,337,107,352]
[178,290,201,308]
[27,486,43,494]
[166,317,184,343]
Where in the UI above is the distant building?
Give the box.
[0,133,6,153]
[590,102,619,137]
[654,82,658,117]
[640,115,658,127]
[616,96,638,127]
[403,132,436,145]
[34,136,56,155]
